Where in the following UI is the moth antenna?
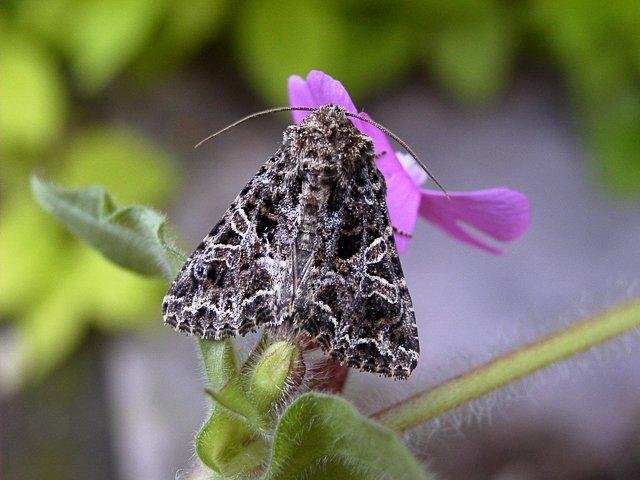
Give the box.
[345,112,449,197]
[194,106,317,149]
[195,105,448,197]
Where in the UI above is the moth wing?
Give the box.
[162,152,296,339]
[295,161,419,378]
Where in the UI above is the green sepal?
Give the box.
[196,376,268,476]
[245,341,303,414]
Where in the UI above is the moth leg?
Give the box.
[392,226,413,239]
[374,150,387,160]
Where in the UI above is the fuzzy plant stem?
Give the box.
[372,297,640,433]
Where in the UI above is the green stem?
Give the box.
[372,297,640,433]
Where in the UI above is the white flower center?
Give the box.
[396,151,429,186]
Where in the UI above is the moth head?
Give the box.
[294,104,371,182]
[306,104,362,139]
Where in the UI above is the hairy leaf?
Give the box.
[263,393,431,480]
[31,176,184,279]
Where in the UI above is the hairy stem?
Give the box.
[372,297,640,433]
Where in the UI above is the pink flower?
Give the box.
[287,70,530,254]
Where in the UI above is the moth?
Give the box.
[162,104,436,378]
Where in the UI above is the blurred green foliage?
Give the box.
[0,130,177,386]
[530,0,640,195]
[1,0,638,386]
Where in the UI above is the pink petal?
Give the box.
[287,70,357,124]
[385,180,422,253]
[287,75,315,123]
[305,70,358,114]
[419,188,530,254]
[357,113,422,252]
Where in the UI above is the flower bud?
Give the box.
[246,340,305,413]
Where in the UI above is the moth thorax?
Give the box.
[300,152,340,184]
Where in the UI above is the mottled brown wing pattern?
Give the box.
[162,152,298,339]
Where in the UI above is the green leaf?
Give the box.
[2,127,177,312]
[196,336,297,476]
[196,338,304,476]
[197,416,268,477]
[2,130,179,384]
[263,393,431,480]
[196,377,269,476]
[0,31,66,153]
[30,176,184,279]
